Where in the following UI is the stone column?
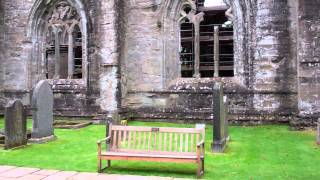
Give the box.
[214,26,220,77]
[187,12,204,78]
[67,30,74,79]
[94,0,121,124]
[52,26,61,79]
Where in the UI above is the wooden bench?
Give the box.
[97,124,205,177]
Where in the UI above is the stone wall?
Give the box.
[120,0,300,125]
[251,0,297,119]
[0,0,34,113]
[294,0,320,128]
[0,2,4,92]
[0,0,122,118]
[0,0,319,127]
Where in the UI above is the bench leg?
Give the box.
[107,160,111,168]
[197,159,204,178]
[197,161,201,178]
[202,158,204,174]
[98,157,102,173]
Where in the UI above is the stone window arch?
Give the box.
[27,0,88,86]
[179,3,197,77]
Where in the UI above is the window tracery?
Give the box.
[45,1,83,79]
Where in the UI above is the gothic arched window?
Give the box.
[27,0,89,88]
[44,1,83,79]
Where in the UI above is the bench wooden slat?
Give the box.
[102,151,198,159]
[137,131,141,150]
[180,133,183,152]
[185,133,189,152]
[128,131,132,149]
[163,133,167,151]
[159,132,162,151]
[117,130,122,148]
[133,131,137,149]
[153,132,157,150]
[109,149,198,156]
[111,126,202,134]
[143,132,147,150]
[173,133,178,151]
[191,133,194,152]
[148,131,152,150]
[123,130,127,149]
[169,133,173,151]
[112,130,117,149]
[196,133,200,146]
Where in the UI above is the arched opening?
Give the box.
[27,0,88,86]
[180,5,195,78]
[73,24,83,79]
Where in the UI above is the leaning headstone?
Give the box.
[4,100,27,149]
[30,80,55,143]
[211,82,229,153]
[317,118,320,145]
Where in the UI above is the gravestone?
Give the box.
[211,82,229,153]
[30,80,55,143]
[4,100,27,149]
[317,118,320,145]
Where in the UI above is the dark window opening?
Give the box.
[45,25,83,79]
[180,9,234,78]
[73,25,82,79]
[180,21,194,78]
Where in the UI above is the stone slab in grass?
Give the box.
[53,120,92,129]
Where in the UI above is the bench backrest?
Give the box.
[108,125,205,153]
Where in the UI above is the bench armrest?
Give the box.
[97,136,111,144]
[197,140,205,147]
[197,140,205,157]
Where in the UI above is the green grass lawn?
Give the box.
[0,119,319,179]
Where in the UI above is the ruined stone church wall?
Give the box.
[0,0,34,114]
[121,0,301,125]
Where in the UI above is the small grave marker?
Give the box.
[30,80,55,143]
[4,100,27,149]
[211,82,229,153]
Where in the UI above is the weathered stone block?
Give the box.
[4,100,27,149]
